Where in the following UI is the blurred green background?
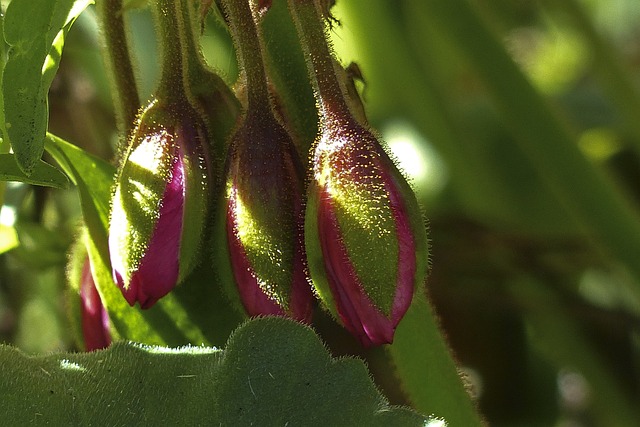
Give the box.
[1,0,640,425]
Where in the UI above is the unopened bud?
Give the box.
[222,110,314,322]
[109,98,210,308]
[306,118,429,346]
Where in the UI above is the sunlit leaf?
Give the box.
[2,0,93,174]
[0,317,430,426]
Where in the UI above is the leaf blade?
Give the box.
[0,153,68,188]
[2,0,93,174]
[0,318,430,426]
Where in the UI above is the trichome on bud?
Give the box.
[289,0,429,346]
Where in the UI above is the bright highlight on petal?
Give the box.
[108,99,210,309]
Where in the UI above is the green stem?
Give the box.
[221,0,271,112]
[287,0,352,124]
[154,0,188,101]
[95,0,140,138]
[389,292,484,425]
[178,0,210,86]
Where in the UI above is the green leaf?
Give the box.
[0,153,68,188]
[388,292,484,426]
[2,0,93,174]
[44,133,113,246]
[0,317,430,426]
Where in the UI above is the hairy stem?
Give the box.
[95,0,140,138]
[154,0,188,101]
[287,0,352,124]
[221,0,271,112]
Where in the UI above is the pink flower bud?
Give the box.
[306,117,429,346]
[222,111,314,322]
[80,256,111,351]
[109,99,210,308]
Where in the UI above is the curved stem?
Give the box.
[221,0,271,112]
[95,0,140,138]
[154,0,188,101]
[287,0,352,124]
[178,0,209,83]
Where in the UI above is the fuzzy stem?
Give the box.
[95,0,140,137]
[154,0,188,101]
[221,0,271,112]
[287,0,352,125]
[178,0,210,85]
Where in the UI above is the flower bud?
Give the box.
[306,117,429,346]
[221,110,314,322]
[108,98,210,308]
[79,256,111,351]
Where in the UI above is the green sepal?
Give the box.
[211,180,247,317]
[305,178,339,318]
[176,120,210,283]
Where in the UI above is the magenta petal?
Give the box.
[318,188,395,347]
[120,149,186,309]
[80,257,111,351]
[383,169,417,325]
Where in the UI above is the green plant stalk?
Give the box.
[286,0,353,123]
[178,0,210,81]
[176,0,241,165]
[389,292,484,425]
[259,0,318,156]
[178,0,229,102]
[154,0,191,102]
[95,0,140,139]
[413,0,640,297]
[221,0,272,112]
[541,0,640,157]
